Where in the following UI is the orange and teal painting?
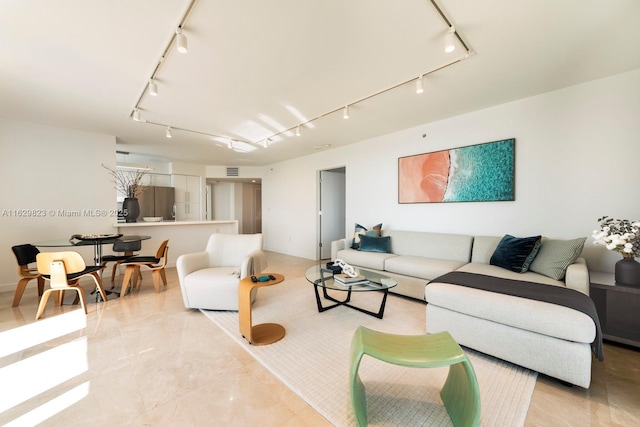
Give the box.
[398,138,515,203]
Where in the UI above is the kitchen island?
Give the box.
[115,220,238,267]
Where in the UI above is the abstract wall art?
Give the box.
[398,138,515,203]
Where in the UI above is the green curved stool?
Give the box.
[349,326,480,427]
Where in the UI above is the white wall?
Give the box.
[262,69,640,273]
[0,119,117,288]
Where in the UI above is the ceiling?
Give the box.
[2,1,640,166]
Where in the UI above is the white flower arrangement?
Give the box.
[592,216,640,258]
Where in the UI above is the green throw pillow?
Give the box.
[529,237,587,280]
[358,235,391,253]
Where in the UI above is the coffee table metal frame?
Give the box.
[305,266,397,319]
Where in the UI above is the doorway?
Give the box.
[318,167,346,260]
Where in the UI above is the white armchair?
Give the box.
[177,233,267,310]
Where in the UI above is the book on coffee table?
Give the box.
[334,274,369,286]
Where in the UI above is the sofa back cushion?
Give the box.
[383,230,473,262]
[471,236,503,264]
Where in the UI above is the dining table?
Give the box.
[32,234,151,266]
[32,234,152,302]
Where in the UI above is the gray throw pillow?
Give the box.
[529,237,587,280]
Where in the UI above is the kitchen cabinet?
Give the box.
[172,174,202,220]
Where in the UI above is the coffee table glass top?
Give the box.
[305,265,397,292]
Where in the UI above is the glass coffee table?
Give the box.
[305,265,397,319]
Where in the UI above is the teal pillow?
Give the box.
[490,234,542,273]
[351,223,382,249]
[529,237,587,280]
[358,235,391,253]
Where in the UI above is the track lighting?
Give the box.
[149,79,158,96]
[445,26,456,53]
[416,75,424,94]
[132,108,141,121]
[343,106,350,119]
[166,127,172,138]
[296,125,301,137]
[176,27,188,54]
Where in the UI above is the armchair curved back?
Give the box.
[205,233,263,267]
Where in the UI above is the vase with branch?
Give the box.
[103,165,149,222]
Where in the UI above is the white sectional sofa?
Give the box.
[331,229,600,388]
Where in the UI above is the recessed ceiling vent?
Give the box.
[226,167,239,177]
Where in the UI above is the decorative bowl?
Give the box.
[142,217,163,222]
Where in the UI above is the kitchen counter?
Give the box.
[115,220,239,267]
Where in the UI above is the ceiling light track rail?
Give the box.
[129,0,473,151]
[143,120,253,145]
[129,0,200,119]
[262,55,469,144]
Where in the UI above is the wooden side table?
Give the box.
[238,273,285,345]
[590,271,640,348]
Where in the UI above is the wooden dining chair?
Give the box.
[11,244,45,307]
[100,239,142,283]
[35,251,108,320]
[120,240,169,296]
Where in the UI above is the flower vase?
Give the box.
[615,254,640,287]
[123,197,140,223]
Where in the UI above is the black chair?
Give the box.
[11,244,45,307]
[100,240,142,283]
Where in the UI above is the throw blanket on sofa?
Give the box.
[428,271,604,361]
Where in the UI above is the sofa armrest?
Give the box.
[565,257,590,296]
[176,252,209,285]
[240,250,268,279]
[331,238,350,260]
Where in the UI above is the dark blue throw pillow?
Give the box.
[490,234,542,273]
[358,234,391,253]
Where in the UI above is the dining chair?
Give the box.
[120,240,169,296]
[35,251,108,320]
[100,239,142,283]
[11,244,45,307]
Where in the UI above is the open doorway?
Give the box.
[207,178,262,234]
[318,167,346,260]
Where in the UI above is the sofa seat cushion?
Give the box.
[336,248,397,271]
[425,282,596,343]
[385,255,468,281]
[457,263,565,287]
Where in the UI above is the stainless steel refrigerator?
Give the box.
[138,186,175,221]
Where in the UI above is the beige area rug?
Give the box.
[201,277,537,426]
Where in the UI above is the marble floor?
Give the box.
[1,251,638,426]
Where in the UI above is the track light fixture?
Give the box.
[149,79,158,96]
[130,0,471,152]
[176,27,188,53]
[445,26,456,53]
